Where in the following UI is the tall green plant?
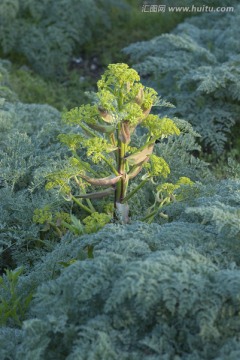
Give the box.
[42,64,185,227]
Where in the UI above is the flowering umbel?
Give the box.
[42,63,185,228]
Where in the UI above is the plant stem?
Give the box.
[115,123,128,204]
[100,154,119,176]
[71,195,93,214]
[141,208,169,222]
[80,123,97,138]
[140,209,158,222]
[122,178,148,203]
[61,220,84,235]
[86,199,96,213]
[49,222,62,237]
[72,151,99,176]
[74,176,96,213]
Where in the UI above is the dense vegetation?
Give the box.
[124,6,240,156]
[0,1,240,359]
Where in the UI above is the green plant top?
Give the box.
[42,63,184,228]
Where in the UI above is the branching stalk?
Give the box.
[71,195,93,214]
[43,64,184,229]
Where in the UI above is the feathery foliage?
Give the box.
[123,6,240,155]
[1,10,240,356]
[0,179,238,359]
[0,0,129,78]
[0,60,70,271]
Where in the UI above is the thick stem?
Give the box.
[114,123,129,221]
[122,178,148,204]
[115,136,128,202]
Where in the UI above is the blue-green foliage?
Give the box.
[0,0,129,78]
[1,57,240,359]
[161,179,240,266]
[123,6,240,154]
[0,328,23,359]
[0,61,70,270]
[0,177,239,359]
[0,171,239,358]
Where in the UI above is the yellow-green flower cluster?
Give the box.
[176,177,194,186]
[126,83,143,102]
[156,182,179,196]
[141,87,158,109]
[143,115,180,139]
[69,157,82,168]
[103,202,114,215]
[33,206,52,224]
[45,170,72,194]
[149,154,170,177]
[55,211,72,224]
[97,89,116,112]
[156,177,194,200]
[62,104,99,126]
[45,179,71,194]
[58,134,84,151]
[83,212,111,233]
[97,63,140,90]
[122,103,143,125]
[82,137,115,163]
